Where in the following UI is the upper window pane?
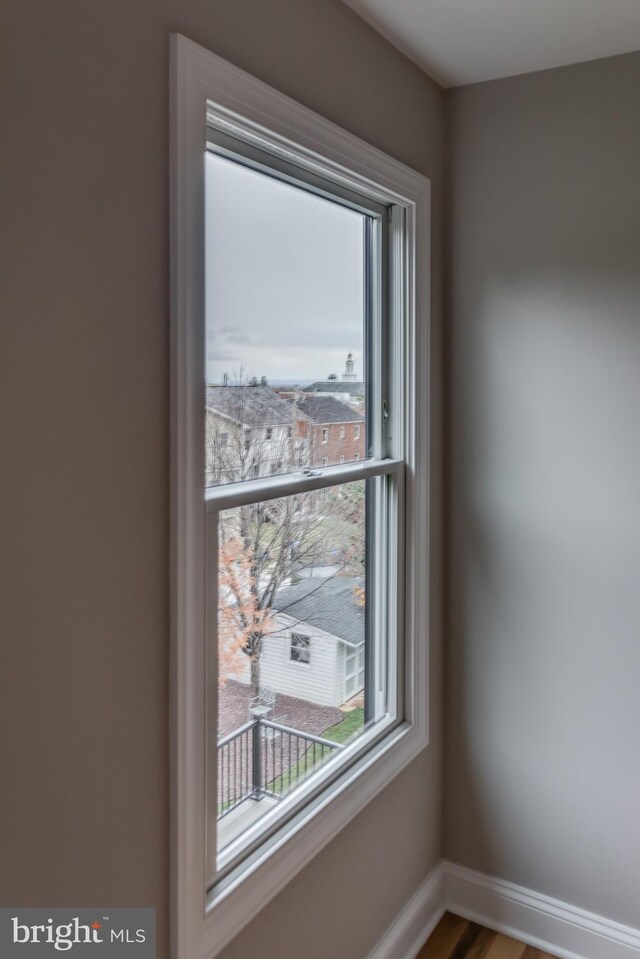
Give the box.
[205,152,368,487]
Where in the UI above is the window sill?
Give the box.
[203,717,426,958]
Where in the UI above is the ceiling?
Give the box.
[342,0,640,88]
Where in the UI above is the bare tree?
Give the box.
[218,484,365,697]
[208,372,365,698]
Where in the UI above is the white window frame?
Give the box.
[290,632,311,665]
[321,427,328,443]
[171,33,430,959]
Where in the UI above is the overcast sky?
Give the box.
[205,153,365,384]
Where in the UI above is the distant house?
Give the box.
[230,577,365,708]
[292,394,365,467]
[205,385,304,485]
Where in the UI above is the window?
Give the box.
[344,645,365,701]
[354,425,360,440]
[265,427,273,440]
[219,431,228,448]
[290,633,311,665]
[354,452,360,461]
[321,427,328,443]
[340,425,346,439]
[321,456,329,466]
[340,454,345,464]
[171,34,429,959]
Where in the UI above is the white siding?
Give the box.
[260,614,343,707]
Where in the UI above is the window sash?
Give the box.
[206,460,404,884]
[205,457,402,513]
[206,125,389,222]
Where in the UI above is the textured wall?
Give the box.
[0,2,444,957]
[445,51,640,927]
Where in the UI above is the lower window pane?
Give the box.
[215,479,381,857]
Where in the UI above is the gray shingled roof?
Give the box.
[303,381,365,396]
[293,394,364,425]
[206,386,297,427]
[273,576,364,648]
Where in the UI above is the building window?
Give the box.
[322,457,328,467]
[354,452,360,461]
[354,425,360,440]
[340,454,345,464]
[290,633,311,665]
[172,33,429,957]
[340,425,346,439]
[219,431,228,448]
[265,427,273,440]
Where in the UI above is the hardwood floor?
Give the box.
[417,912,559,959]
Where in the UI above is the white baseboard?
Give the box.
[366,861,446,959]
[367,859,640,959]
[444,860,640,959]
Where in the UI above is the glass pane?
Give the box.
[205,152,368,487]
[216,480,376,857]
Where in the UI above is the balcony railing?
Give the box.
[218,717,343,819]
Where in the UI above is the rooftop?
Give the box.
[274,576,364,648]
[303,381,365,396]
[206,385,297,428]
[293,394,364,425]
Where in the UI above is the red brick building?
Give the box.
[291,394,365,467]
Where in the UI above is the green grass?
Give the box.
[321,708,365,745]
[264,708,365,795]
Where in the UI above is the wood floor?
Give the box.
[417,912,559,959]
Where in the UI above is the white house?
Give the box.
[230,576,365,708]
[205,384,306,485]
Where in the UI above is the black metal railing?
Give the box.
[217,717,343,819]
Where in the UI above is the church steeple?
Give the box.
[342,351,357,381]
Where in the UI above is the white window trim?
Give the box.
[290,632,311,665]
[170,33,430,959]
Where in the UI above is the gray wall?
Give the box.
[445,51,640,927]
[0,2,444,958]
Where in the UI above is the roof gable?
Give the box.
[273,576,364,648]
